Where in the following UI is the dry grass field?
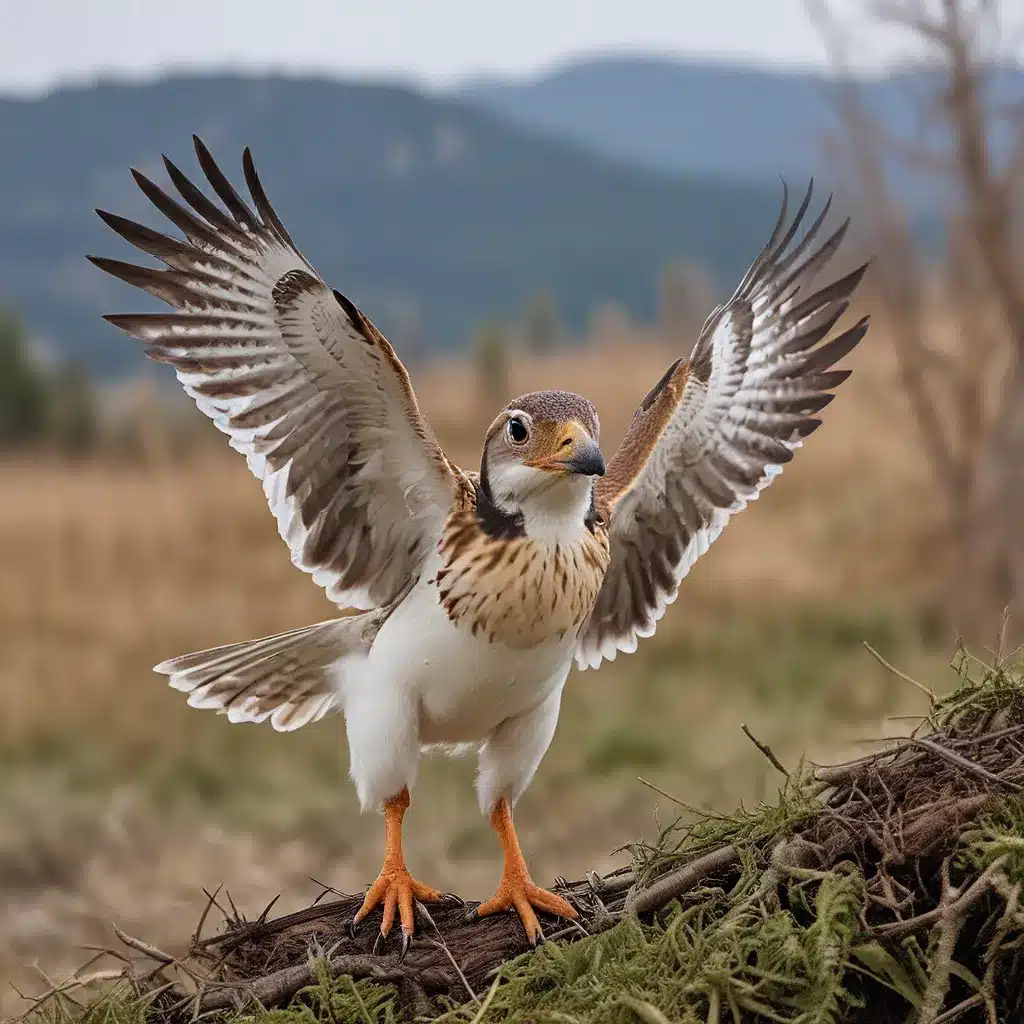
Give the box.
[0,331,956,1015]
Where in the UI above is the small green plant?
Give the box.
[0,308,49,448]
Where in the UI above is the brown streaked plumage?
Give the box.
[436,483,610,647]
[90,139,869,947]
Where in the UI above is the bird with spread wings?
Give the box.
[91,137,869,952]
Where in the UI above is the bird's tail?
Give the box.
[154,613,379,732]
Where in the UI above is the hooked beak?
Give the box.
[563,435,606,477]
[528,424,606,477]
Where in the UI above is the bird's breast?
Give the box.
[361,568,576,744]
[433,507,610,648]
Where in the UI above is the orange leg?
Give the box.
[350,788,442,946]
[471,798,577,944]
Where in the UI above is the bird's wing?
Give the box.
[576,183,869,669]
[92,137,462,611]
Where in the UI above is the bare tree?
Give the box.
[658,259,716,347]
[810,0,1024,638]
[523,290,562,353]
[473,320,510,409]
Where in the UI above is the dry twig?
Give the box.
[740,723,790,776]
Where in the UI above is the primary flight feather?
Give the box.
[91,137,869,948]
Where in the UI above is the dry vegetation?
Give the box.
[1,4,1019,1017]
[813,0,1024,639]
[0,324,960,1017]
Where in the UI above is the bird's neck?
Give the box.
[490,473,595,546]
[524,479,595,544]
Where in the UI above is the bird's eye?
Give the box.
[506,417,529,445]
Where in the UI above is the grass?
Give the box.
[454,876,868,1023]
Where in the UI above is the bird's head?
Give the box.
[480,390,604,538]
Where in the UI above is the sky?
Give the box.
[2,0,1020,97]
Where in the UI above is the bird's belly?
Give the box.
[365,577,575,745]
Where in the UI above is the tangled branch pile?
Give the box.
[20,643,1024,1023]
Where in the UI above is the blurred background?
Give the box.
[1,0,1022,1011]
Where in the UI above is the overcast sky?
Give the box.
[1,0,1020,96]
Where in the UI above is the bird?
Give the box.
[89,136,869,951]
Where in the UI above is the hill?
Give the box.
[460,56,1024,206]
[0,74,779,377]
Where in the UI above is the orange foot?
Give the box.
[348,788,443,955]
[470,798,578,945]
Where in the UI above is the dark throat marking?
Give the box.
[476,455,526,540]
[584,488,603,533]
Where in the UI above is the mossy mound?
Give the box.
[17,642,1024,1023]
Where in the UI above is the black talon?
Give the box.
[398,932,412,962]
[372,930,386,956]
[463,906,480,924]
[347,917,360,940]
[441,892,466,906]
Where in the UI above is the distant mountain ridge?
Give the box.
[0,72,781,377]
[457,56,1024,206]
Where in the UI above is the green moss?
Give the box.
[23,964,404,1024]
[632,769,820,887]
[957,795,1024,885]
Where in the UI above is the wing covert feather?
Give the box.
[92,137,462,611]
[578,182,869,669]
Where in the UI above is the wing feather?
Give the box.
[91,137,462,611]
[577,182,869,669]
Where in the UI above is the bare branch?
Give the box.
[864,641,936,700]
[812,0,1024,635]
[740,724,791,777]
[626,845,741,916]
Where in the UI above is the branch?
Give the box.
[910,737,1024,791]
[741,724,790,777]
[870,0,959,48]
[626,845,741,916]
[195,955,446,1013]
[871,855,1007,937]
[933,993,985,1024]
[863,642,935,700]
[112,924,175,965]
